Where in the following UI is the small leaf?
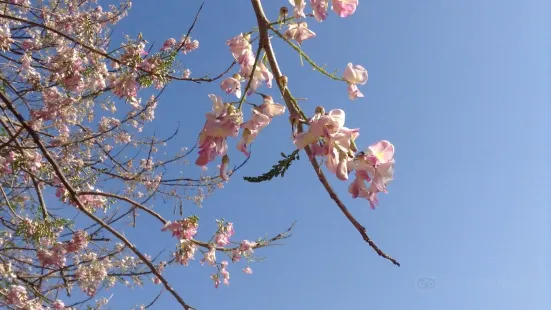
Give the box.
[243,149,300,183]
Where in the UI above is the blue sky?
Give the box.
[98,0,550,309]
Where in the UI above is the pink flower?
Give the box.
[243,266,253,274]
[365,140,394,165]
[324,127,359,180]
[236,128,258,157]
[181,37,199,54]
[332,0,358,17]
[211,274,221,288]
[64,230,89,253]
[311,0,329,22]
[343,63,368,85]
[161,217,199,240]
[220,261,230,285]
[201,247,217,266]
[294,109,346,149]
[289,0,307,18]
[257,96,287,118]
[6,285,28,307]
[53,300,65,310]
[176,240,197,266]
[220,155,230,181]
[227,33,251,61]
[347,140,396,209]
[285,22,316,45]
[242,62,273,93]
[237,96,285,156]
[195,95,242,166]
[347,83,364,100]
[214,222,234,246]
[220,75,242,98]
[344,63,367,100]
[161,38,176,51]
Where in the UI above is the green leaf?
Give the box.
[243,149,300,183]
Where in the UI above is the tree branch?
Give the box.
[250,0,400,267]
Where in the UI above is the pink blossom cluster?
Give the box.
[161,217,199,240]
[195,33,288,174]
[195,95,243,167]
[284,21,316,45]
[214,221,235,246]
[162,217,200,266]
[227,33,273,95]
[237,96,286,157]
[231,240,257,264]
[37,230,89,268]
[290,0,359,21]
[0,151,17,175]
[3,284,58,309]
[294,108,395,208]
[54,178,106,210]
[211,260,231,288]
[75,253,112,296]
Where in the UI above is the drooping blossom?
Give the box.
[343,63,367,100]
[5,285,28,308]
[65,230,89,253]
[220,74,242,98]
[214,222,234,246]
[332,0,358,17]
[227,33,273,93]
[241,62,273,94]
[201,247,217,266]
[311,0,329,22]
[343,63,368,85]
[176,240,197,266]
[220,261,230,286]
[161,38,176,51]
[195,95,243,166]
[180,36,199,54]
[294,108,360,181]
[348,140,395,209]
[293,108,346,150]
[237,96,286,156]
[347,83,364,100]
[227,33,251,61]
[53,299,65,310]
[161,216,199,240]
[289,0,307,18]
[0,24,14,51]
[75,253,112,296]
[285,22,316,45]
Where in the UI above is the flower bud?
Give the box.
[232,73,242,81]
[242,127,252,138]
[278,75,288,88]
[226,104,236,114]
[220,155,230,182]
[350,139,358,152]
[222,154,230,164]
[280,6,288,16]
[315,106,325,115]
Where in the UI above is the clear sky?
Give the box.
[98,0,550,309]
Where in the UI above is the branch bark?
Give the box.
[250,0,400,267]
